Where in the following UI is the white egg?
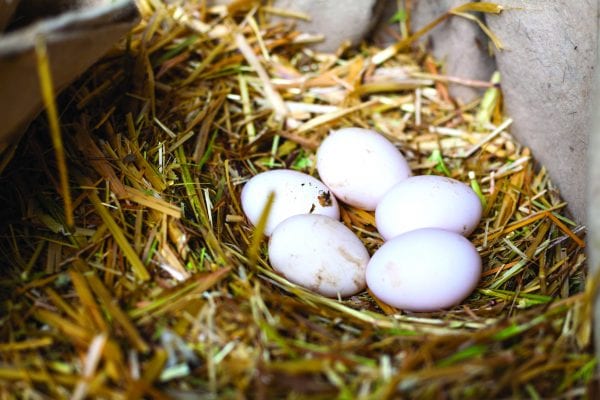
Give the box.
[375,175,482,240]
[241,169,340,236]
[366,228,481,312]
[316,127,411,211]
[268,214,370,297]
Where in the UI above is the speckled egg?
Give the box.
[375,175,482,240]
[366,228,481,312]
[316,127,411,211]
[241,169,340,236]
[268,214,370,297]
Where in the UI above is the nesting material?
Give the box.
[0,1,593,398]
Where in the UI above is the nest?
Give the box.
[0,1,594,398]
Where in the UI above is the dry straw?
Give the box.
[0,1,593,398]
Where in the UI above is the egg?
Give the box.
[366,228,481,312]
[268,214,370,297]
[241,169,340,236]
[316,127,411,211]
[375,175,482,240]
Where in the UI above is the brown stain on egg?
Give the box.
[313,265,338,293]
[337,246,363,269]
[317,190,333,207]
[337,246,366,291]
[385,261,403,289]
[310,271,323,292]
[352,274,365,290]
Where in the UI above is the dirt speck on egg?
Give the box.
[317,190,333,207]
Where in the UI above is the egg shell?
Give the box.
[375,175,482,240]
[268,214,370,297]
[241,169,340,236]
[366,228,481,312]
[316,127,411,211]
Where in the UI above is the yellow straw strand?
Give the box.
[34,35,74,229]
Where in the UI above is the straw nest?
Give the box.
[0,1,594,398]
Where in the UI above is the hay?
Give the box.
[0,1,593,398]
